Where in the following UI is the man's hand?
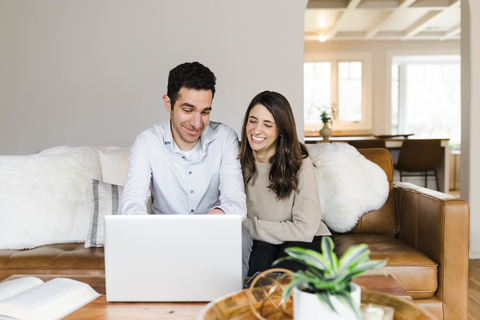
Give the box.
[207,208,225,214]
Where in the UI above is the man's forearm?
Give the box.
[119,134,152,216]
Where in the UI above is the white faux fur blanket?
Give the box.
[307,143,389,233]
[0,150,101,249]
[0,146,131,250]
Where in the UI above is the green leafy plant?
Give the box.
[318,103,337,125]
[320,111,331,124]
[273,237,387,320]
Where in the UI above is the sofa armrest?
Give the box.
[394,182,469,320]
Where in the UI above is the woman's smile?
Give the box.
[246,104,279,162]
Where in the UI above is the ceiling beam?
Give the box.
[449,0,461,8]
[307,0,347,9]
[364,11,395,39]
[439,24,461,41]
[326,0,362,41]
[304,32,321,41]
[398,0,419,9]
[401,0,460,40]
[401,10,442,40]
[361,0,417,39]
[409,0,460,7]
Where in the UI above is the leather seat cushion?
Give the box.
[333,234,438,299]
[0,243,105,281]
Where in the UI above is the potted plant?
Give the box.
[318,106,334,141]
[273,237,386,320]
[320,110,332,125]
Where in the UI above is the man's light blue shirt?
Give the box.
[119,120,247,220]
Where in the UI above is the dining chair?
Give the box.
[395,139,442,190]
[347,139,386,149]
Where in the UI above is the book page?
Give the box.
[0,277,44,302]
[0,278,100,320]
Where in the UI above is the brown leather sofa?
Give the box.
[333,148,469,320]
[0,148,469,320]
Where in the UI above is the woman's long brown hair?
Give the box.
[239,91,309,200]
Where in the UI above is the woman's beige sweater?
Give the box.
[242,156,331,245]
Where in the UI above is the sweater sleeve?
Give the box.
[243,157,322,245]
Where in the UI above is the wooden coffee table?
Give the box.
[1,274,411,319]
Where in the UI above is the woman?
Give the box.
[239,91,331,276]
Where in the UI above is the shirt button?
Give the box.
[191,209,194,213]
[190,190,194,193]
[189,171,192,175]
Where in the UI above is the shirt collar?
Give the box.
[163,119,174,145]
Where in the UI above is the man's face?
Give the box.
[163,87,213,151]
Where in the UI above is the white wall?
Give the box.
[0,0,307,155]
[305,40,460,135]
[461,0,480,258]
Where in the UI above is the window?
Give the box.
[304,62,331,122]
[304,53,372,134]
[392,56,461,146]
[338,61,362,122]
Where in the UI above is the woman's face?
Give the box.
[246,104,280,162]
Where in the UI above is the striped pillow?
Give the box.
[84,180,123,248]
[84,180,152,248]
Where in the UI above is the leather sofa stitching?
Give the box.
[415,192,419,250]
[2,251,20,268]
[48,249,68,268]
[384,265,437,268]
[408,186,464,203]
[394,187,401,236]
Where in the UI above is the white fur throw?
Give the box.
[307,143,389,233]
[0,150,101,249]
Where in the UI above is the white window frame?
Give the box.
[393,56,461,135]
[385,50,460,135]
[304,52,372,132]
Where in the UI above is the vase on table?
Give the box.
[320,123,333,142]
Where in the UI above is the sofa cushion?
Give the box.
[346,148,398,236]
[84,180,153,248]
[40,146,131,186]
[0,150,102,249]
[0,244,105,281]
[333,233,438,299]
[85,180,123,248]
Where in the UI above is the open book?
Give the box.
[0,277,101,320]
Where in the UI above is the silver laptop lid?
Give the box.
[104,214,243,302]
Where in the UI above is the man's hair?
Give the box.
[167,62,216,108]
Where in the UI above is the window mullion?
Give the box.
[332,59,339,126]
[398,63,408,134]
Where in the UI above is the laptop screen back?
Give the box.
[104,215,243,302]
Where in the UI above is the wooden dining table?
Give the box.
[304,135,451,193]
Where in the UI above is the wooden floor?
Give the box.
[469,259,480,320]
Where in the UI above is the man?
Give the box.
[119,62,251,276]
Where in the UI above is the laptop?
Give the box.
[104,214,243,302]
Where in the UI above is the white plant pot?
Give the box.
[293,283,361,320]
